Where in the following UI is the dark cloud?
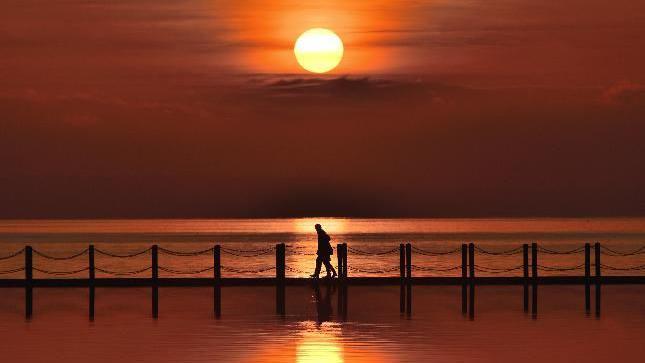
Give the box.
[601,81,645,106]
[239,75,468,105]
[262,76,411,96]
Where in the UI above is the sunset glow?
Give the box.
[294,218,348,234]
[1,1,645,363]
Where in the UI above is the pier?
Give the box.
[0,243,643,319]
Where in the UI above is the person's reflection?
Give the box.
[313,282,335,324]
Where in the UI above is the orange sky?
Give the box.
[1,1,644,218]
[3,1,644,83]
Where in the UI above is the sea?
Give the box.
[0,218,644,278]
[1,218,644,362]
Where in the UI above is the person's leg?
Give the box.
[311,256,323,277]
[323,259,337,278]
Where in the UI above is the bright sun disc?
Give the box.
[294,28,344,74]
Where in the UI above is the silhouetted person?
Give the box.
[313,282,335,324]
[310,224,337,279]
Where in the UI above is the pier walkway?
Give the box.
[1,243,643,319]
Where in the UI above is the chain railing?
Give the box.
[95,266,153,276]
[412,246,462,256]
[33,248,89,260]
[347,246,399,256]
[600,263,645,271]
[95,247,151,258]
[537,246,585,255]
[158,247,214,256]
[600,245,645,256]
[474,246,523,256]
[0,248,25,260]
[0,243,643,279]
[474,265,524,274]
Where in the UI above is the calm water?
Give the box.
[0,218,644,277]
[0,285,643,362]
[1,218,644,362]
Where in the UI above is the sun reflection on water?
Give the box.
[293,218,348,234]
[296,322,344,363]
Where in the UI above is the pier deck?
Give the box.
[0,276,644,288]
[1,242,643,319]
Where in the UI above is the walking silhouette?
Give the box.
[310,224,338,279]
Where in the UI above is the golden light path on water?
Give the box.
[293,218,349,234]
[296,323,343,363]
[2,218,645,234]
[254,321,391,363]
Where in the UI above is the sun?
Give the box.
[294,28,344,74]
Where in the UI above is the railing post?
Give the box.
[584,242,591,313]
[214,245,221,281]
[152,244,158,319]
[531,242,538,318]
[400,244,405,314]
[405,243,412,281]
[461,244,467,315]
[25,245,33,319]
[405,242,412,316]
[468,242,475,319]
[214,244,221,319]
[275,243,280,281]
[342,243,348,279]
[523,243,529,312]
[275,243,285,316]
[595,242,601,317]
[275,243,285,282]
[336,242,347,318]
[337,243,344,280]
[399,244,405,281]
[342,243,348,320]
[89,244,95,321]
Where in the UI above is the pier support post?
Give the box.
[214,245,221,319]
[342,243,348,279]
[334,243,347,320]
[585,243,591,313]
[342,243,348,319]
[468,243,475,319]
[337,243,344,281]
[275,243,285,316]
[400,244,405,314]
[523,244,529,312]
[152,245,158,318]
[405,243,412,316]
[25,245,33,320]
[89,244,95,321]
[337,243,346,319]
[595,242,601,317]
[461,244,467,315]
[405,243,412,279]
[531,242,538,318]
[275,243,285,281]
[337,254,343,318]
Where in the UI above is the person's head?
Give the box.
[315,223,322,232]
